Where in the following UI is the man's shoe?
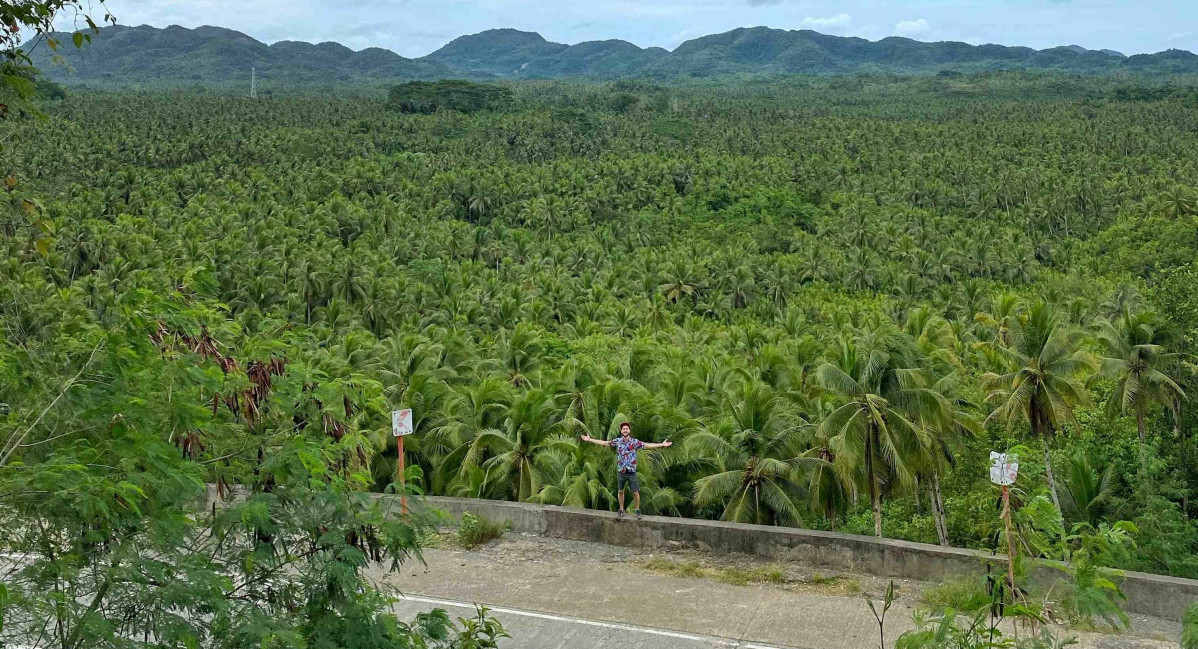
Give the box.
[634,510,642,520]
[616,509,625,519]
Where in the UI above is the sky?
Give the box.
[65,0,1197,58]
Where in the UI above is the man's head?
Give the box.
[619,422,632,437]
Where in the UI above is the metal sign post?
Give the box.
[392,409,413,514]
[989,452,1019,593]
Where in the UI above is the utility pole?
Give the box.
[250,67,256,99]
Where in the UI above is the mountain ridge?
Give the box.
[25,23,1198,84]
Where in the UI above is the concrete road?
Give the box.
[378,534,1179,649]
[394,594,802,649]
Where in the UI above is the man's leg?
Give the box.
[631,473,641,517]
[617,472,626,513]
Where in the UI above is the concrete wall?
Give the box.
[418,495,1198,621]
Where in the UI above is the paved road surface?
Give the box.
[395,595,802,649]
[377,533,1178,649]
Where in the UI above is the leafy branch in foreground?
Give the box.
[0,293,503,649]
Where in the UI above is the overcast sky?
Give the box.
[77,0,1197,58]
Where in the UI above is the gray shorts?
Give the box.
[617,471,640,492]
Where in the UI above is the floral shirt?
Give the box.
[610,436,645,473]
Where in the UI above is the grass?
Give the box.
[644,558,706,578]
[457,512,510,549]
[919,577,991,613]
[804,573,862,594]
[416,526,458,550]
[643,558,787,586]
[719,566,786,586]
[641,559,875,594]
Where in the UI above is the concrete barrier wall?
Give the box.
[419,495,1198,621]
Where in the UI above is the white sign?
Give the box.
[392,409,413,437]
[989,452,1019,486]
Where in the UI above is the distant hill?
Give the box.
[643,28,1157,76]
[424,28,568,76]
[24,23,1198,85]
[25,24,452,84]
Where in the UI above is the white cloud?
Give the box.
[797,13,852,35]
[1167,31,1192,42]
[893,18,930,38]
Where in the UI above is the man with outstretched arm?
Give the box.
[581,422,672,520]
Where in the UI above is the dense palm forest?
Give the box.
[4,73,1198,621]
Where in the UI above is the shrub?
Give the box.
[920,578,990,613]
[1182,601,1198,649]
[458,512,509,549]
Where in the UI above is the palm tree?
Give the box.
[501,323,544,387]
[1060,451,1114,527]
[658,260,701,304]
[378,334,454,405]
[724,266,755,309]
[530,438,612,509]
[797,398,850,531]
[984,300,1094,513]
[474,388,564,501]
[1094,309,1185,474]
[690,382,806,525]
[974,291,1022,349]
[913,370,979,546]
[429,377,512,493]
[816,330,943,537]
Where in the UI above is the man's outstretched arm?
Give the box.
[643,440,672,449]
[580,434,612,446]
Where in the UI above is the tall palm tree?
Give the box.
[797,398,850,531]
[984,300,1094,513]
[913,370,979,546]
[1094,309,1185,474]
[816,329,945,537]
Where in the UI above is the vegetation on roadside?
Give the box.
[457,512,511,549]
[642,557,788,586]
[1183,601,1198,649]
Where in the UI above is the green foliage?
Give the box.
[387,80,513,114]
[1183,601,1198,649]
[920,578,991,614]
[3,75,1198,620]
[1054,521,1138,630]
[0,291,504,648]
[865,580,898,649]
[1059,451,1114,527]
[896,607,1074,649]
[457,512,510,549]
[1,0,110,118]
